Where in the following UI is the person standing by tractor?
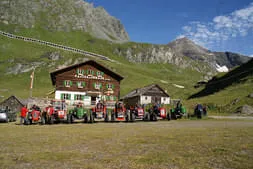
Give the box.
[20,105,28,125]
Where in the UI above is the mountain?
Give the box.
[0,0,129,42]
[114,37,251,74]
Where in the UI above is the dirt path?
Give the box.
[209,115,253,120]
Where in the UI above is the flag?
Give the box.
[30,70,34,89]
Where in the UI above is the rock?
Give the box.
[231,98,240,105]
[248,93,253,98]
[234,105,253,116]
[41,52,63,61]
[1,0,129,42]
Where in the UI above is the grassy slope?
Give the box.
[0,28,202,102]
[0,121,253,169]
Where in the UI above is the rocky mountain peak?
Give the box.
[0,0,129,42]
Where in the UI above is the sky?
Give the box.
[86,0,253,56]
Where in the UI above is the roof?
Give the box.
[0,95,25,106]
[122,84,170,99]
[50,60,124,85]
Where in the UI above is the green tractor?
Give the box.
[67,103,94,123]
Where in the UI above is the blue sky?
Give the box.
[86,0,253,56]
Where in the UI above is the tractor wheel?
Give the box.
[171,112,177,120]
[130,112,136,122]
[111,112,115,122]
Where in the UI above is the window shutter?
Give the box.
[101,72,104,76]
[112,84,115,89]
[63,81,66,87]
[70,81,73,86]
[114,96,117,101]
[82,82,85,87]
[93,83,96,88]
[86,70,89,74]
[76,69,79,75]
[61,94,64,100]
[106,84,108,89]
[92,70,94,75]
[96,71,99,76]
[74,95,77,100]
[81,95,84,100]
[99,83,102,89]
[82,69,85,75]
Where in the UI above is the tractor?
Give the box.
[111,101,129,122]
[144,104,170,121]
[91,101,109,122]
[170,102,187,120]
[24,105,41,125]
[67,103,92,123]
[41,100,67,124]
[127,105,144,122]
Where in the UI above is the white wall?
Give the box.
[140,96,152,105]
[161,97,170,105]
[55,90,91,105]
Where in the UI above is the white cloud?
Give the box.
[180,2,253,49]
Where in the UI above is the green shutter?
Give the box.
[114,96,117,101]
[61,94,64,100]
[92,70,94,75]
[82,82,85,87]
[96,71,99,76]
[87,70,89,74]
[82,70,85,75]
[76,69,79,75]
[81,95,84,100]
[112,84,115,89]
[70,81,73,86]
[106,84,108,89]
[101,72,104,76]
[93,83,96,88]
[74,94,77,100]
[100,83,102,89]
[63,81,66,87]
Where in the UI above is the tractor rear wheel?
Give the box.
[144,112,150,121]
[84,114,88,123]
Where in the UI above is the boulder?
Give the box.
[234,105,253,116]
[248,93,253,98]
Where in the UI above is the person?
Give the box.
[20,105,28,125]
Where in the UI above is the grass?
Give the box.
[0,120,252,169]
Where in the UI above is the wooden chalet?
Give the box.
[122,84,170,106]
[0,95,24,113]
[50,60,124,106]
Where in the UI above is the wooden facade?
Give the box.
[0,95,24,113]
[50,60,123,106]
[122,84,170,106]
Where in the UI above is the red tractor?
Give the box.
[25,105,41,125]
[111,101,128,122]
[127,106,145,122]
[144,104,170,121]
[42,100,67,124]
[91,101,108,122]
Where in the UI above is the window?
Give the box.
[76,69,84,75]
[64,80,72,87]
[106,84,114,90]
[77,81,85,88]
[97,71,104,77]
[75,94,83,101]
[163,98,166,101]
[61,93,71,100]
[145,96,148,100]
[94,83,102,90]
[87,69,94,75]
